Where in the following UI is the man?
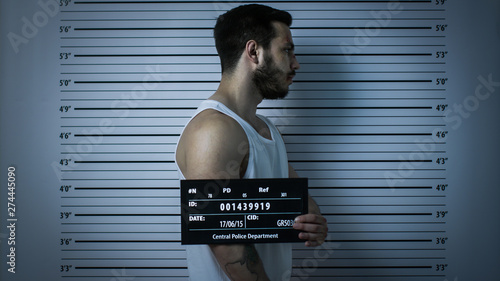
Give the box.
[175,4,328,281]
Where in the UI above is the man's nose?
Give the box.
[291,55,300,70]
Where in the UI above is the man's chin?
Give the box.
[260,87,290,100]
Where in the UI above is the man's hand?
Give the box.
[293,213,328,247]
[288,165,329,247]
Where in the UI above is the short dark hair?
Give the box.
[214,4,292,73]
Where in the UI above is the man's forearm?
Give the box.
[210,244,270,281]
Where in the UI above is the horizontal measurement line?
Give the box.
[284,133,433,136]
[61,44,445,48]
[61,196,179,198]
[289,275,446,278]
[60,125,183,128]
[321,204,446,207]
[75,240,180,243]
[289,151,446,153]
[63,45,216,48]
[62,275,445,278]
[287,142,446,145]
[62,9,445,13]
[307,178,446,180]
[61,198,179,200]
[286,98,446,101]
[61,177,173,181]
[62,125,445,128]
[289,160,433,163]
[61,152,173,154]
[310,186,433,189]
[61,170,176,172]
[73,54,217,57]
[321,248,446,251]
[325,239,433,243]
[328,222,445,224]
[299,169,446,171]
[62,258,185,260]
[61,232,181,234]
[72,27,431,31]
[61,116,445,119]
[60,63,219,66]
[73,134,179,137]
[318,195,445,197]
[61,71,447,75]
[300,79,433,83]
[292,257,446,260]
[329,231,446,233]
[60,35,444,38]
[61,99,446,102]
[61,63,445,66]
[299,53,433,56]
[74,107,195,110]
[74,187,178,190]
[323,213,432,216]
[73,106,432,110]
[299,18,446,21]
[61,205,179,207]
[72,54,433,58]
[62,276,188,278]
[267,106,434,109]
[279,116,445,118]
[298,71,446,73]
[73,160,175,163]
[61,143,171,145]
[63,18,446,21]
[62,223,180,225]
[293,265,432,269]
[61,249,185,251]
[72,79,433,83]
[60,36,214,39]
[74,214,179,216]
[75,267,186,270]
[74,1,433,4]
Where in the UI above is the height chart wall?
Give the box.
[1,0,499,280]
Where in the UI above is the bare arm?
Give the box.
[176,110,270,281]
[210,244,270,281]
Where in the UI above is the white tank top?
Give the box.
[176,100,292,281]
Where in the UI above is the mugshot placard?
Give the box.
[180,178,308,244]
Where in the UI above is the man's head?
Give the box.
[214,4,292,73]
[214,4,300,99]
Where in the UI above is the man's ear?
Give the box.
[245,40,259,66]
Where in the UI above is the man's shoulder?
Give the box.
[176,108,249,178]
[183,109,247,141]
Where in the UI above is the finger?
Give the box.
[293,221,327,234]
[302,236,326,247]
[295,214,325,224]
[299,229,327,240]
[298,231,327,246]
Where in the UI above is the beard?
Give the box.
[252,54,293,100]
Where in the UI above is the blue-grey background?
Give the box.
[1,0,499,280]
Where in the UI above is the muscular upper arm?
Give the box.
[176,110,270,280]
[176,109,248,180]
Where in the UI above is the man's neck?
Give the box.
[209,71,263,125]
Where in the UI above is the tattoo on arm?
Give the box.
[225,244,264,280]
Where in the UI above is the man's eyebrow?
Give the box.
[285,42,295,50]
